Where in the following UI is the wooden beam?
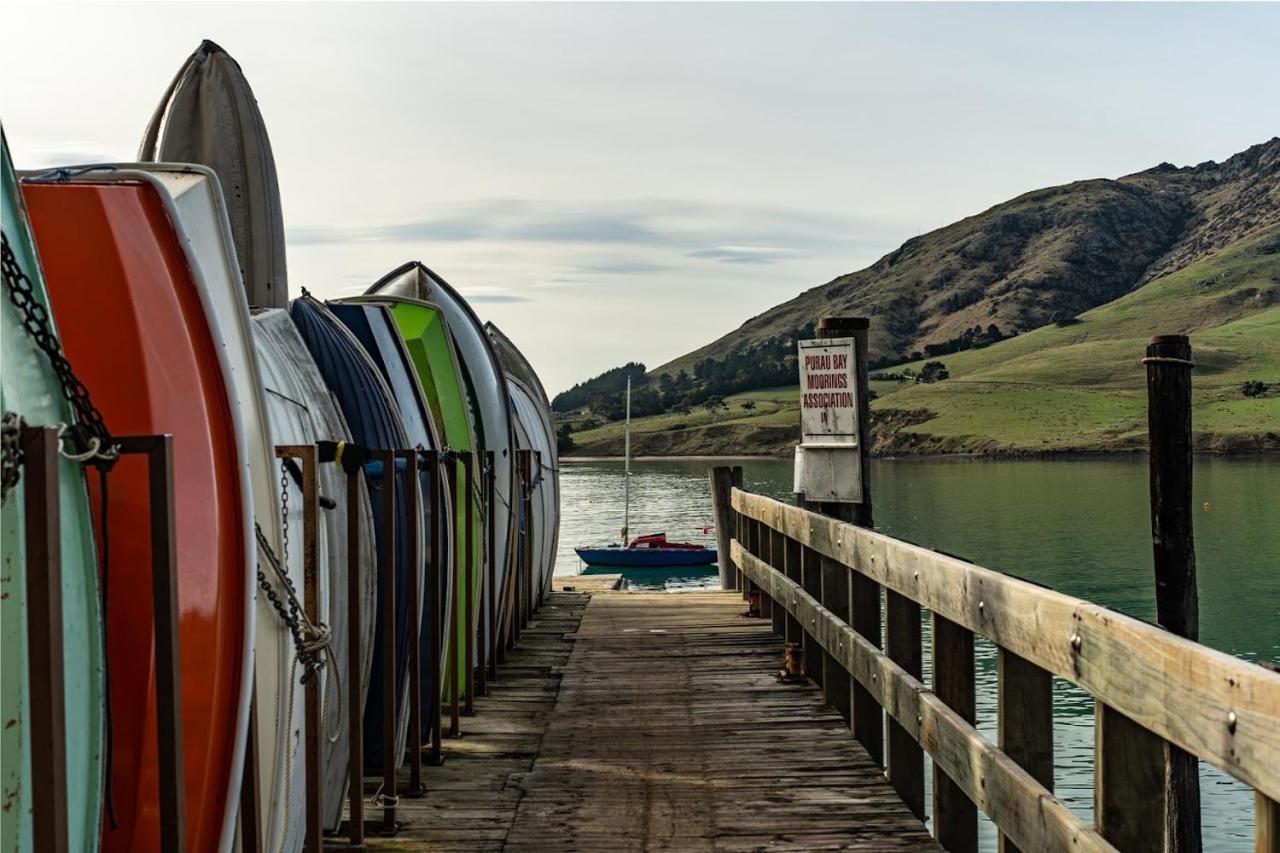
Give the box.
[732,489,1280,801]
[999,649,1054,853]
[1257,793,1279,853]
[886,588,925,820]
[933,613,977,853]
[733,542,1114,853]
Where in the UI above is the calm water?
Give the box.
[558,456,1279,851]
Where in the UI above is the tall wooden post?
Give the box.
[798,317,879,753]
[1146,334,1201,851]
[1097,335,1202,853]
[708,465,743,590]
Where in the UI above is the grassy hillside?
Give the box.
[567,230,1280,456]
[654,138,1279,378]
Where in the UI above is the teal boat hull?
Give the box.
[0,133,106,852]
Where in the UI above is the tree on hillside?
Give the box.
[918,361,950,383]
[741,400,757,413]
[556,423,577,454]
[703,395,727,419]
[552,361,647,412]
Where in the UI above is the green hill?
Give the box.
[566,229,1280,456]
[655,138,1280,378]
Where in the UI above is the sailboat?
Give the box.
[574,378,717,568]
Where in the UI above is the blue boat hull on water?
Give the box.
[574,547,718,568]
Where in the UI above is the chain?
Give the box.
[255,521,328,683]
[280,462,291,573]
[1,412,24,504]
[1,231,116,470]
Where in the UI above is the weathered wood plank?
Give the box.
[1258,793,1280,853]
[998,649,1054,853]
[933,613,977,853]
[886,589,925,820]
[1096,702,1167,852]
[735,541,1116,853]
[732,490,1280,801]
[505,586,937,850]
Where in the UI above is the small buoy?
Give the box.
[1203,501,1212,509]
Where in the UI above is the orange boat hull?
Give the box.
[25,180,251,852]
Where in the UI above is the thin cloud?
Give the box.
[286,197,882,256]
[688,245,798,265]
[468,292,532,304]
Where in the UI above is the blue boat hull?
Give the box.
[574,547,717,568]
[289,296,418,773]
[329,301,448,745]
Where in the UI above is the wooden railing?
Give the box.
[729,487,1280,853]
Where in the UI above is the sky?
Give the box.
[4,2,1278,394]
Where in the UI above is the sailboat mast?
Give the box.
[623,375,631,544]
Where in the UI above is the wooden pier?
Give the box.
[363,575,937,851]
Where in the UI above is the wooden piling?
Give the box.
[709,465,743,590]
[1145,334,1202,852]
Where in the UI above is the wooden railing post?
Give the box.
[768,526,787,637]
[799,541,824,689]
[933,613,977,853]
[886,587,924,820]
[1258,789,1279,853]
[998,649,1053,853]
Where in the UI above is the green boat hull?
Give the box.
[1,135,106,851]
[383,301,485,690]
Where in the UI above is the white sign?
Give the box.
[798,337,859,444]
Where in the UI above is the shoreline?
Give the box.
[562,448,1280,463]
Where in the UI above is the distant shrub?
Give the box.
[741,400,757,412]
[918,361,950,383]
[1054,314,1082,327]
[1243,380,1269,398]
[556,424,577,454]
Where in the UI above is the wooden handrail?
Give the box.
[733,541,1115,853]
[731,488,1280,805]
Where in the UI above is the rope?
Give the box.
[1141,356,1196,368]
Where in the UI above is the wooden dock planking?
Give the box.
[366,584,936,851]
